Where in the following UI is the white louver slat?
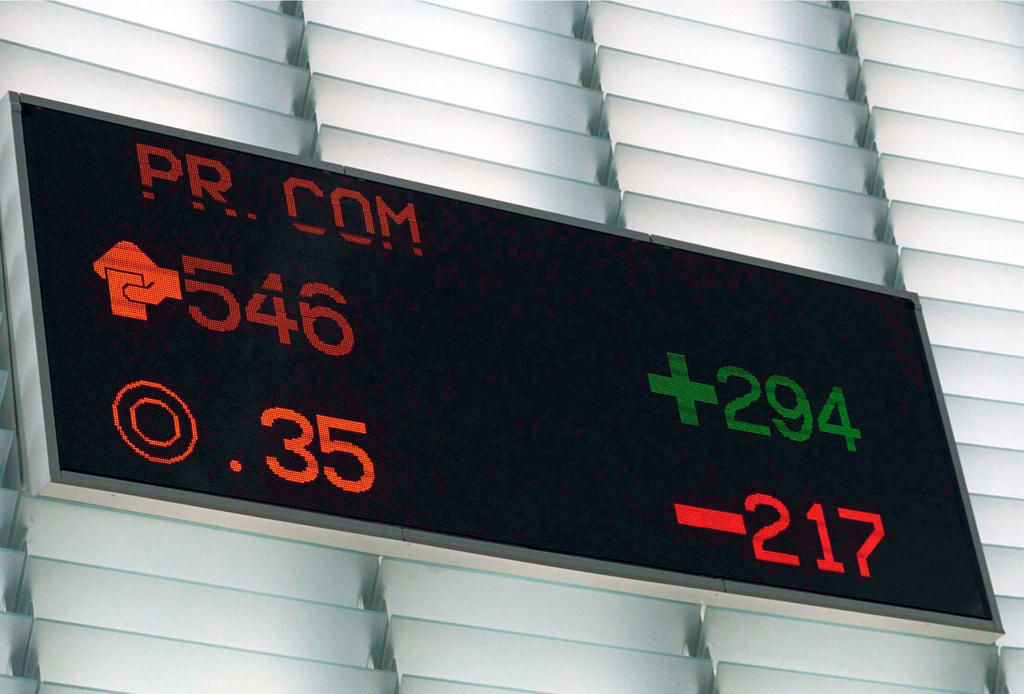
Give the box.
[383,616,713,694]
[595,47,868,144]
[701,607,997,692]
[588,2,858,97]
[620,194,896,284]
[850,0,1024,48]
[57,0,304,62]
[302,1,595,85]
[311,75,611,183]
[0,41,314,154]
[0,2,309,115]
[304,24,602,133]
[604,95,877,191]
[610,0,851,51]
[613,144,886,239]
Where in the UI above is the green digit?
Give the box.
[765,375,813,442]
[817,386,862,452]
[717,366,771,436]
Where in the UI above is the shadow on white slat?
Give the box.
[58,0,304,62]
[384,616,713,694]
[13,495,379,607]
[900,249,1024,313]
[605,95,876,192]
[880,155,1024,223]
[318,126,621,225]
[615,144,886,239]
[0,675,35,694]
[715,661,981,694]
[375,557,700,655]
[701,607,996,692]
[610,0,851,51]
[850,0,1024,48]
[427,0,587,37]
[0,613,31,676]
[596,47,866,144]
[860,61,1024,135]
[19,556,388,665]
[304,24,601,133]
[0,549,24,612]
[621,193,895,285]
[302,1,594,85]
[25,619,397,694]
[889,202,1024,266]
[0,41,314,155]
[0,490,16,548]
[853,15,1024,91]
[871,109,1024,180]
[960,444,1024,499]
[0,2,308,115]
[947,397,1024,450]
[932,346,1024,404]
[588,2,858,98]
[311,75,610,183]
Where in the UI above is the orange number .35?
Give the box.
[260,406,374,493]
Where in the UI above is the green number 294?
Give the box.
[718,366,862,452]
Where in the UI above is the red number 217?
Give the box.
[745,493,884,578]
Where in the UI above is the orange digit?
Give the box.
[316,414,374,493]
[299,282,355,356]
[182,255,241,332]
[261,407,318,483]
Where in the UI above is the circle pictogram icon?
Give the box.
[112,380,198,464]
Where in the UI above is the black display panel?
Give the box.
[16,102,993,622]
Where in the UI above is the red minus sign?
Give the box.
[674,503,747,535]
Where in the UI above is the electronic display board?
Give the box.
[6,98,997,629]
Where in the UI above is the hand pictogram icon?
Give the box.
[93,241,182,320]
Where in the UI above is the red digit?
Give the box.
[299,282,355,356]
[261,407,318,483]
[806,503,845,573]
[744,493,800,566]
[182,255,240,332]
[245,273,299,344]
[838,508,884,578]
[316,415,374,493]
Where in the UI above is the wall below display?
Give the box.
[0,2,1022,692]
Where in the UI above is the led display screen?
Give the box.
[16,102,993,622]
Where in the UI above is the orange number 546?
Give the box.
[260,406,375,493]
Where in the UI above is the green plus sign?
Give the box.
[648,352,718,426]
